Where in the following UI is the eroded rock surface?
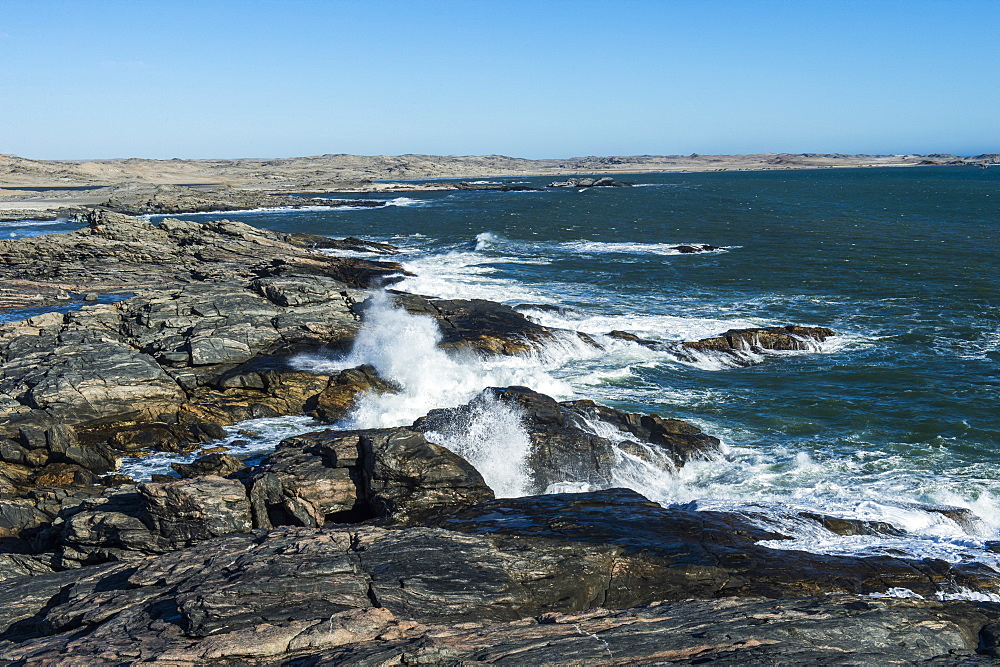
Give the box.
[2,490,999,663]
[100,183,386,216]
[416,387,722,493]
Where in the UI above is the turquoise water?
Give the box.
[11,166,999,568]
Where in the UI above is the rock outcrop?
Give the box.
[416,387,722,493]
[99,183,386,216]
[2,490,999,663]
[548,176,633,187]
[0,216,574,493]
[0,209,405,310]
[608,325,837,367]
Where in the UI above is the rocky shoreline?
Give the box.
[1,212,999,663]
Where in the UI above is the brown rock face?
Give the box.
[313,364,396,422]
[683,325,835,353]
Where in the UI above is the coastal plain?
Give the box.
[0,157,999,664]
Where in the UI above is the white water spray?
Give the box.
[290,289,573,495]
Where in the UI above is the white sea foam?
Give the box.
[935,587,1000,602]
[291,290,579,430]
[288,290,590,496]
[423,393,532,497]
[119,415,320,481]
[558,240,729,256]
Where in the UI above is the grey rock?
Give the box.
[416,387,722,493]
[2,491,1000,663]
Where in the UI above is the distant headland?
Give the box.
[1,152,996,222]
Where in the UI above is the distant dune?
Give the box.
[0,152,985,191]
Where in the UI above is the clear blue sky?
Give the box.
[1,0,997,159]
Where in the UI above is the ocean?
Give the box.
[9,166,998,578]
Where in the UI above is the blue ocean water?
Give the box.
[11,166,998,570]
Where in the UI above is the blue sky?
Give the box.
[1,0,997,159]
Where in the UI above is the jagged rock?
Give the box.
[171,453,246,479]
[0,210,405,308]
[548,176,632,187]
[288,233,399,255]
[246,428,494,529]
[59,477,252,565]
[684,325,835,354]
[2,490,999,663]
[387,292,559,355]
[416,387,721,493]
[313,364,396,422]
[54,427,491,563]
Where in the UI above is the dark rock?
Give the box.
[387,292,557,355]
[246,427,494,528]
[32,462,101,487]
[415,387,722,493]
[606,329,665,349]
[58,477,251,566]
[453,182,541,192]
[672,243,724,253]
[799,511,907,537]
[548,177,632,187]
[289,233,399,255]
[683,325,835,354]
[674,325,836,366]
[171,453,246,479]
[2,491,999,663]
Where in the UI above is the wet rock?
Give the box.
[548,176,632,187]
[313,364,397,422]
[606,329,665,348]
[673,243,724,253]
[171,453,246,479]
[388,291,558,355]
[683,325,835,354]
[289,233,399,255]
[799,512,907,537]
[416,387,722,493]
